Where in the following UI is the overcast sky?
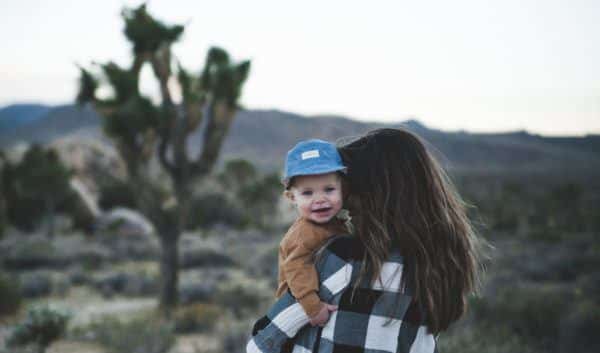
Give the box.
[1,0,598,136]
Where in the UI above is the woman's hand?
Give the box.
[309,302,338,327]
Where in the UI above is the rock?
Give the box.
[96,207,154,237]
[69,178,100,225]
[50,136,127,197]
[95,208,159,260]
[50,137,128,230]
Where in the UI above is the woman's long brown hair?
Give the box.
[338,128,483,334]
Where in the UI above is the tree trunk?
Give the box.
[159,231,180,315]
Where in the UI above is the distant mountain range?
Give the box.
[1,103,599,174]
[0,104,52,131]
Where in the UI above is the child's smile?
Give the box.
[286,173,342,224]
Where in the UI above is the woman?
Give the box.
[248,128,483,353]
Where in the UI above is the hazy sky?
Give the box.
[1,0,599,136]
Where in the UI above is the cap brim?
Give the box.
[282,165,347,184]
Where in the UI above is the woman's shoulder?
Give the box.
[320,235,365,262]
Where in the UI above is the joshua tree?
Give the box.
[76,4,250,313]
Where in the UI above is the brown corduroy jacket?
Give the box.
[275,217,347,318]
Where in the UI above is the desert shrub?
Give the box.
[217,158,282,229]
[440,325,538,353]
[527,227,563,243]
[75,315,175,353]
[215,273,270,318]
[19,271,53,298]
[7,305,71,353]
[3,145,74,235]
[0,271,21,317]
[237,173,282,229]
[187,192,246,229]
[559,300,600,353]
[219,158,257,190]
[2,237,63,270]
[93,272,159,298]
[0,346,36,353]
[174,303,220,333]
[576,272,600,302]
[180,246,236,269]
[98,180,137,211]
[247,242,279,285]
[472,285,569,350]
[220,320,253,353]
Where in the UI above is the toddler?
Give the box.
[276,139,348,326]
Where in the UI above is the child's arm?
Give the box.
[282,240,322,317]
[281,229,332,318]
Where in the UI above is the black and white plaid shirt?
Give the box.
[247,236,438,353]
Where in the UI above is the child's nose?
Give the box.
[315,194,327,203]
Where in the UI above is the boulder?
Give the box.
[95,208,159,260]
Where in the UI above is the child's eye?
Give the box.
[325,187,336,192]
[301,190,313,196]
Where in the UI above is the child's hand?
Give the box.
[309,303,338,327]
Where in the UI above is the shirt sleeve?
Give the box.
[281,235,324,317]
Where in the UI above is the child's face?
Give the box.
[286,173,343,224]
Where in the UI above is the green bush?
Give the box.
[174,303,220,333]
[3,145,74,235]
[472,285,569,350]
[219,158,257,190]
[187,192,247,229]
[7,305,71,353]
[237,173,282,229]
[439,325,538,353]
[75,315,175,353]
[3,238,59,270]
[0,271,21,317]
[215,274,270,318]
[98,180,137,211]
[220,320,253,353]
[559,300,600,353]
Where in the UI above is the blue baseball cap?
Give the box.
[283,139,346,186]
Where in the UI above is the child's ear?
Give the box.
[284,190,295,203]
